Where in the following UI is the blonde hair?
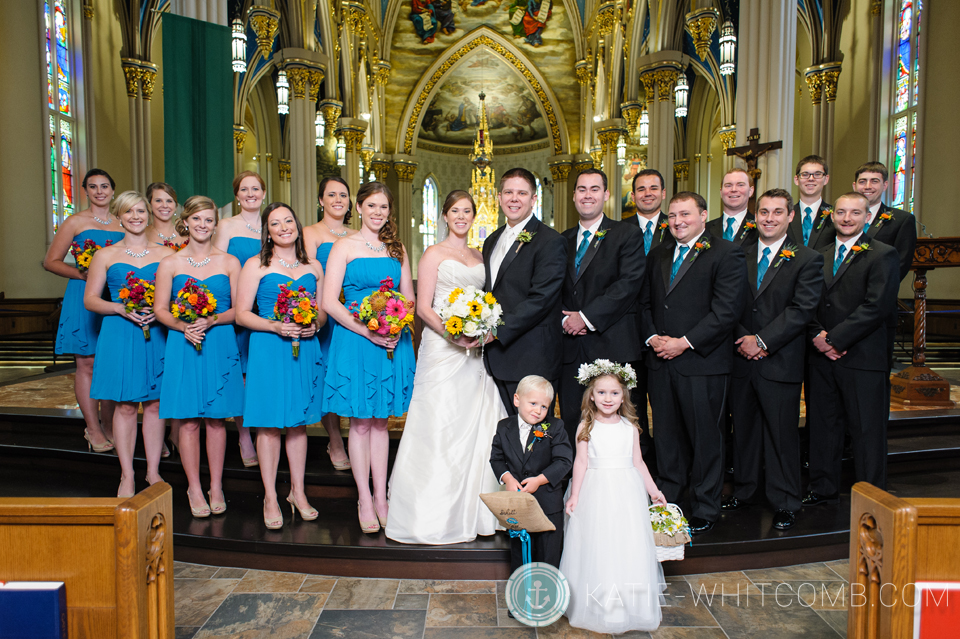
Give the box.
[111,191,148,218]
[516,375,555,402]
[577,374,640,442]
[176,195,219,236]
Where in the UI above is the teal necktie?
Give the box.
[833,245,847,276]
[575,230,592,273]
[724,217,735,241]
[757,247,771,289]
[670,246,689,283]
[643,220,653,254]
[802,206,813,245]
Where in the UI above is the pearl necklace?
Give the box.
[279,257,300,269]
[187,256,211,268]
[365,241,386,253]
[93,215,111,225]
[324,222,348,238]
[156,229,177,241]
[125,247,150,258]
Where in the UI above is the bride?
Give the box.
[385,190,504,544]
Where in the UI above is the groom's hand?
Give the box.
[562,310,587,335]
[520,474,548,494]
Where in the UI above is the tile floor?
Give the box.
[173,559,850,638]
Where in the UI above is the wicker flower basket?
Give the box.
[650,503,691,562]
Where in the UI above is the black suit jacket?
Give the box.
[561,217,645,364]
[489,416,574,515]
[789,201,836,250]
[810,236,900,372]
[483,217,567,381]
[734,239,824,383]
[706,213,758,247]
[628,211,673,257]
[639,232,747,376]
[867,203,917,281]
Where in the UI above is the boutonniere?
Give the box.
[658,221,669,242]
[815,206,833,231]
[515,230,536,253]
[873,211,893,230]
[689,237,711,263]
[526,422,552,451]
[773,245,797,268]
[594,229,609,243]
[739,220,757,239]
[850,242,872,255]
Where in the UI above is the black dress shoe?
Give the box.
[772,509,796,530]
[721,496,746,511]
[801,491,839,506]
[688,516,716,534]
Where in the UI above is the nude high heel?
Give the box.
[263,500,283,530]
[286,495,319,522]
[327,443,351,471]
[188,491,211,518]
[208,490,227,515]
[358,502,380,534]
[84,429,115,453]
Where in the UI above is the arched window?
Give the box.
[533,177,543,220]
[45,0,80,233]
[890,0,922,212]
[420,177,438,248]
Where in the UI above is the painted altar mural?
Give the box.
[417,50,549,147]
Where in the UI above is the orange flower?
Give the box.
[695,242,705,250]
[389,325,401,335]
[119,289,130,299]
[367,319,379,331]
[533,430,544,438]
[851,245,863,253]
[188,293,199,305]
[781,249,795,259]
[294,311,303,322]
[287,290,296,297]
[298,298,311,311]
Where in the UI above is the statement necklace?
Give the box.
[324,222,348,238]
[187,256,211,268]
[156,229,177,241]
[241,213,261,235]
[365,241,386,253]
[279,257,300,269]
[125,247,150,258]
[93,215,111,226]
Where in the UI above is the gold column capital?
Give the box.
[342,128,366,152]
[278,160,291,181]
[674,160,690,181]
[248,7,280,61]
[638,71,656,108]
[82,1,94,19]
[597,126,625,154]
[371,159,391,182]
[307,70,325,102]
[285,68,310,100]
[654,69,680,102]
[821,68,842,102]
[139,64,158,101]
[233,126,247,154]
[804,71,824,105]
[320,100,343,129]
[718,126,737,151]
[684,7,719,60]
[620,102,642,134]
[575,60,590,87]
[394,160,418,182]
[548,163,572,182]
[595,2,617,36]
[120,59,142,98]
[375,62,391,86]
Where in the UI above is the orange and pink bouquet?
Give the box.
[349,277,415,359]
[273,280,318,357]
[171,278,218,351]
[70,238,113,273]
[118,271,156,339]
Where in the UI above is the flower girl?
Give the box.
[559,360,667,634]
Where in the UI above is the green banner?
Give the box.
[162,14,232,207]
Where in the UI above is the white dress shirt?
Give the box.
[867,203,882,226]
[798,197,823,215]
[722,209,749,238]
[490,212,535,284]
[834,232,864,267]
[499,416,534,484]
[564,217,604,331]
[757,234,788,264]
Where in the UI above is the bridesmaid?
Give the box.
[43,169,124,453]
[237,202,326,530]
[145,182,186,248]
[213,171,264,468]
[84,191,175,497]
[322,182,415,533]
[303,176,355,472]
[155,196,243,518]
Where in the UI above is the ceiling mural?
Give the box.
[384,0,579,154]
[417,49,549,148]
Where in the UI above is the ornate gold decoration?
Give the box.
[278,160,291,181]
[248,7,280,61]
[597,127,624,154]
[468,94,498,249]
[359,149,374,171]
[82,1,94,19]
[620,102,642,134]
[548,162,572,182]
[402,36,563,156]
[684,8,719,60]
[139,65,158,101]
[718,126,737,151]
[871,1,882,16]
[371,160,391,181]
[121,60,141,98]
[595,2,617,36]
[394,161,418,182]
[145,514,165,585]
[821,69,842,102]
[654,69,680,102]
[589,148,603,169]
[285,68,310,100]
[343,1,366,34]
[233,127,246,154]
[375,62,391,86]
[639,71,656,108]
[805,71,824,105]
[308,70,325,102]
[343,128,367,152]
[320,100,343,130]
[575,60,590,87]
[575,158,594,173]
[674,160,690,181]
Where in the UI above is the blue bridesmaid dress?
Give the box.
[323,258,415,418]
[242,272,324,428]
[55,228,125,356]
[226,236,261,374]
[159,274,244,419]
[90,262,166,402]
[315,243,337,372]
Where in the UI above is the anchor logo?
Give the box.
[525,580,551,609]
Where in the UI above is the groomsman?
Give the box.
[640,191,746,533]
[559,169,646,442]
[483,168,567,415]
[723,189,824,530]
[804,192,900,504]
[705,169,759,247]
[790,155,837,250]
[852,161,918,281]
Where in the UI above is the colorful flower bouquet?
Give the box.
[70,238,113,273]
[273,281,319,357]
[171,278,218,351]
[438,285,503,341]
[118,271,156,339]
[349,277,415,360]
[649,503,691,562]
[163,238,189,251]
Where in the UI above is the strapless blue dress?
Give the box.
[242,272,324,428]
[90,262,166,402]
[159,274,244,419]
[55,228,125,356]
[323,257,415,418]
[226,236,261,374]
[316,243,337,379]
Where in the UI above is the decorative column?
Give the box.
[596,121,626,220]
[370,154,391,182]
[718,125,737,172]
[393,155,418,254]
[340,117,368,202]
[139,63,157,184]
[820,65,842,201]
[674,160,690,193]
[233,125,246,174]
[735,0,797,190]
[804,69,825,155]
[867,1,884,161]
[548,155,574,231]
[81,1,97,169]
[283,63,324,224]
[121,59,144,192]
[639,60,682,203]
[278,160,291,207]
[248,6,280,60]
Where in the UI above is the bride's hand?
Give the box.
[451,335,479,349]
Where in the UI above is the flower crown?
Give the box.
[577,359,637,389]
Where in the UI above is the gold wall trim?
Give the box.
[401,34,564,157]
[417,139,550,156]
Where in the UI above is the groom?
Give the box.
[483,168,567,415]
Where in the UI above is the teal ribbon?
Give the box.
[509,528,532,566]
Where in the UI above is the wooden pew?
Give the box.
[0,483,174,639]
[848,481,960,638]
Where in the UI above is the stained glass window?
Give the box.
[533,178,543,220]
[890,0,921,213]
[892,116,907,207]
[420,178,438,248]
[45,0,79,233]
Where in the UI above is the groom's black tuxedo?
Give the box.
[490,415,573,571]
[866,202,917,282]
[559,217,645,440]
[483,216,567,413]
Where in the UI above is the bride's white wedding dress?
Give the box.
[385,260,505,544]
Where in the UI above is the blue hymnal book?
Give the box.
[0,582,67,639]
